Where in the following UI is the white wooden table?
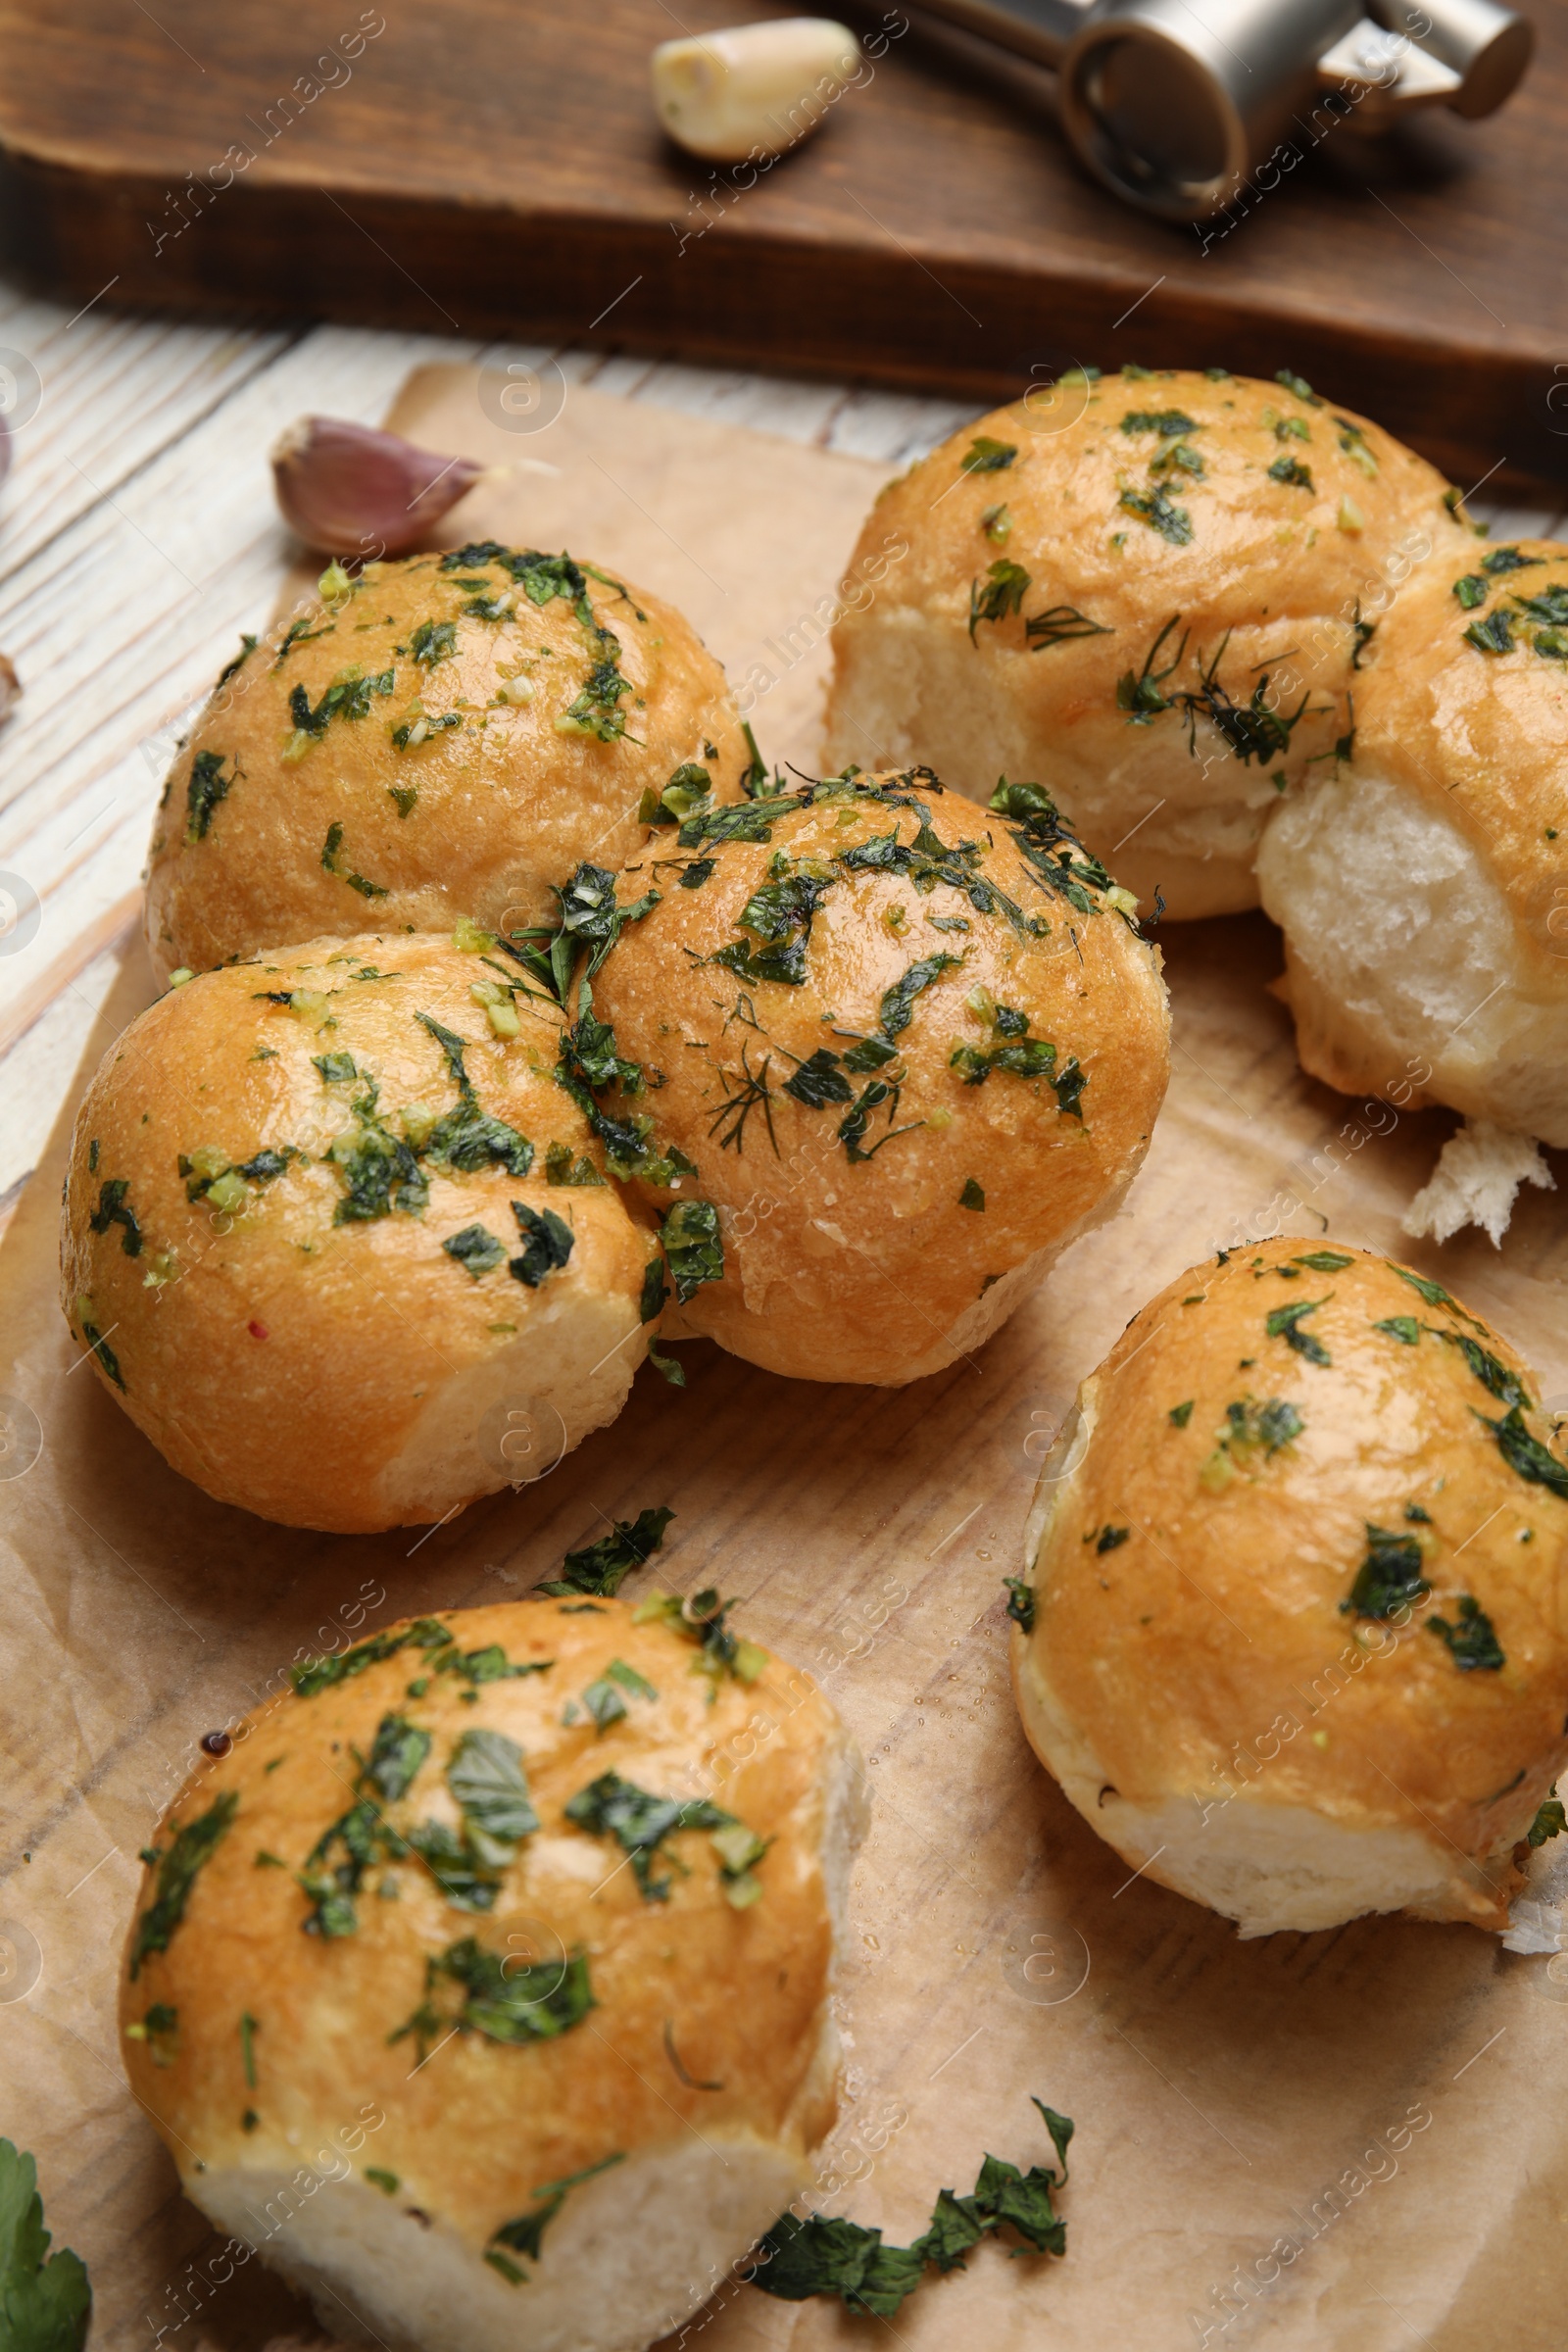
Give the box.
[0,284,1560,1235]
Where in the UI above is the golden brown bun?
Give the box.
[61,935,655,1531]
[589,770,1170,1383]
[120,1597,863,2352]
[1257,537,1568,1147]
[825,368,1464,918]
[144,548,747,983]
[1011,1243,1568,1937]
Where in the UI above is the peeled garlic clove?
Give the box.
[270,416,484,558]
[652,17,859,163]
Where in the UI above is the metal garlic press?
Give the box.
[908,0,1533,220]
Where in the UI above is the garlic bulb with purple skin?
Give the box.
[270,416,485,558]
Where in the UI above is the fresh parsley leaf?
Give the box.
[363,1714,431,1803]
[537,1507,675,1598]
[1266,1298,1331,1366]
[960,436,1017,474]
[1342,1525,1428,1619]
[660,1199,723,1300]
[447,1729,539,1865]
[1292,1250,1353,1272]
[443,1223,506,1278]
[633,1589,767,1688]
[1484,1406,1568,1501]
[1481,546,1542,576]
[1374,1315,1421,1345]
[1527,1798,1567,1848]
[509,1202,574,1288]
[1464,609,1515,655]
[1427,1595,1505,1671]
[1169,1399,1195,1427]
[1438,1332,1532,1409]
[129,1792,238,1978]
[1452,573,1488,610]
[87,1177,142,1258]
[0,2140,90,2352]
[564,1772,734,1898]
[488,2154,626,2277]
[783,1048,854,1109]
[1118,485,1192,544]
[880,952,961,1039]
[1004,1578,1035,1632]
[184,750,235,845]
[392,1935,594,2054]
[1120,409,1198,437]
[968,560,1031,639]
[1267,455,1314,491]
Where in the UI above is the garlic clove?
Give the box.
[270,416,485,558]
[652,17,860,163]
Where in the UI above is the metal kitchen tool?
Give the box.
[908,0,1533,219]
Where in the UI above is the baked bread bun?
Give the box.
[119,1595,863,2352]
[824,368,1463,918]
[61,934,656,1531]
[1011,1243,1568,1937]
[1257,536,1568,1182]
[144,546,747,983]
[586,769,1169,1383]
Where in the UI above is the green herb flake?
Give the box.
[129,1791,238,1978]
[443,1223,507,1278]
[123,2001,179,2068]
[958,1177,986,1210]
[537,1506,675,1598]
[1292,1250,1353,1272]
[1374,1315,1421,1346]
[1463,610,1515,656]
[185,750,236,844]
[87,1177,142,1259]
[1095,1526,1130,1554]
[1267,456,1314,491]
[1266,1298,1332,1366]
[660,1199,722,1300]
[487,2153,626,2279]
[366,2168,400,2195]
[1427,1595,1505,1672]
[1120,409,1199,438]
[1452,574,1489,610]
[1342,1524,1428,1620]
[1484,1406,1568,1502]
[391,1935,594,2055]
[0,2138,91,2352]
[960,436,1017,474]
[239,2011,258,2090]
[363,1714,431,1803]
[1169,1399,1194,1428]
[1004,1578,1035,1633]
[1118,485,1193,545]
[1527,1798,1567,1848]
[564,1771,738,1898]
[447,1728,540,1863]
[752,2096,1071,2318]
[968,561,1032,639]
[509,1202,574,1288]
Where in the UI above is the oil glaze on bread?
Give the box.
[824,368,1463,919]
[120,1596,863,2352]
[1011,1244,1568,1936]
[145,546,747,982]
[61,935,657,1531]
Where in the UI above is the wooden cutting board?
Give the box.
[0,0,1565,488]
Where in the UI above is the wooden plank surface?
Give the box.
[0,0,1566,485]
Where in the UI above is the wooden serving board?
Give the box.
[0,0,1566,488]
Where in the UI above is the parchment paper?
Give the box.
[4,368,1568,2352]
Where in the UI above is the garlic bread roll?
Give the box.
[1011,1244,1568,1937]
[120,1596,862,2352]
[145,547,747,983]
[825,368,1463,917]
[1258,536,1568,1152]
[61,935,656,1531]
[586,769,1169,1384]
